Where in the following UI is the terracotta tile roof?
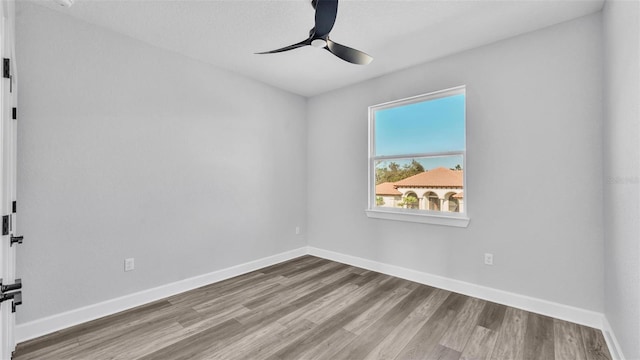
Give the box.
[453,191,464,199]
[394,167,463,188]
[375,182,402,196]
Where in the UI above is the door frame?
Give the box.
[1,0,18,357]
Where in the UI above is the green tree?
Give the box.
[409,159,425,173]
[398,194,418,208]
[376,196,385,206]
[375,159,426,185]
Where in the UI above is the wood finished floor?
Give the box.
[13,256,612,360]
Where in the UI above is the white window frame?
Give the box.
[365,85,470,227]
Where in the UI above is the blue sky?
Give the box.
[374,94,465,157]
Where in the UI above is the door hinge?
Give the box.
[0,292,21,313]
[12,201,16,213]
[1,215,8,236]
[0,291,21,313]
[12,108,16,120]
[0,279,22,313]
[10,236,23,246]
[0,279,21,293]
[2,58,9,79]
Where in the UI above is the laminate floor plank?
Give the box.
[304,275,393,324]
[164,305,253,356]
[477,301,507,331]
[16,299,172,358]
[275,257,333,278]
[175,307,203,328]
[169,256,327,309]
[238,262,351,312]
[275,283,359,327]
[333,285,434,360]
[395,292,469,360]
[13,256,614,360]
[240,279,328,318]
[183,311,292,360]
[490,306,528,360]
[137,318,244,360]
[94,322,187,360]
[523,313,556,360]
[265,276,403,360]
[439,297,486,352]
[342,285,413,335]
[233,272,361,326]
[278,261,349,286]
[206,320,289,360]
[187,303,251,331]
[192,279,284,312]
[71,302,194,353]
[460,325,499,360]
[351,270,388,287]
[321,266,364,284]
[362,288,451,360]
[430,344,463,360]
[289,327,356,360]
[581,326,612,360]
[222,319,318,360]
[346,266,370,276]
[258,255,325,275]
[12,338,80,360]
[554,319,587,360]
[165,272,269,307]
[71,309,194,359]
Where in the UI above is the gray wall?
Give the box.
[307,14,604,312]
[603,0,640,358]
[15,2,307,323]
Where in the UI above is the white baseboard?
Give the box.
[15,247,308,343]
[308,246,605,329]
[602,316,626,360]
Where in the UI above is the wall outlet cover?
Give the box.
[124,258,135,272]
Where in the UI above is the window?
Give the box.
[366,86,469,227]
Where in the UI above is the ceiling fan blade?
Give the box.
[325,39,373,65]
[255,39,311,54]
[314,0,338,37]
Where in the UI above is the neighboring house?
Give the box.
[375,181,402,208]
[376,167,464,212]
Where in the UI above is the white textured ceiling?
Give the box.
[29,0,603,97]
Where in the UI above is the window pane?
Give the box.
[374,155,464,213]
[374,93,465,156]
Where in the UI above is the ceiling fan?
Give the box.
[256,0,373,65]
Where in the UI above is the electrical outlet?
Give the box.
[124,258,135,272]
[484,253,494,266]
[295,226,301,235]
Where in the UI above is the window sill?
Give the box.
[365,209,470,227]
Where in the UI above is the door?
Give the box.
[0,0,19,358]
